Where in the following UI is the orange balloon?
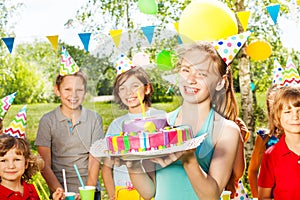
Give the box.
[246,40,272,61]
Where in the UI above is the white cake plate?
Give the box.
[90,133,208,160]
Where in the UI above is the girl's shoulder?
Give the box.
[213,112,240,141]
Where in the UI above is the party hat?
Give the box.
[60,46,80,76]
[115,53,135,75]
[4,105,27,139]
[272,58,284,85]
[212,31,251,66]
[0,92,17,120]
[281,56,300,86]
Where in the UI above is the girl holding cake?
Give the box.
[124,33,250,200]
[101,54,166,200]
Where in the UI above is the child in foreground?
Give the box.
[0,134,63,200]
[258,86,300,199]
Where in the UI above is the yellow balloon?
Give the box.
[298,0,300,6]
[179,0,238,43]
[246,40,272,61]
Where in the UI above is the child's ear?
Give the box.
[215,75,226,91]
[53,85,61,97]
[25,160,29,169]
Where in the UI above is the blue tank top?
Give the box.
[155,107,215,200]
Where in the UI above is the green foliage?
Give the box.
[0,54,51,103]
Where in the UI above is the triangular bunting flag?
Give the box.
[1,37,15,54]
[173,22,183,44]
[78,33,92,52]
[141,26,155,44]
[266,4,280,25]
[46,35,59,51]
[0,92,17,120]
[109,29,123,48]
[4,105,27,139]
[212,31,251,66]
[272,58,284,85]
[236,11,251,31]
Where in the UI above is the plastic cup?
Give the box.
[64,192,76,200]
[220,190,231,200]
[79,186,95,200]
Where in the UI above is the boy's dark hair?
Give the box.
[113,67,154,109]
[0,134,44,182]
[55,70,88,90]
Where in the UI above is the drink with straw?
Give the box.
[62,169,76,200]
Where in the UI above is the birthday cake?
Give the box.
[106,124,193,154]
[123,116,168,133]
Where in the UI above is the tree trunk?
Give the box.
[235,0,255,164]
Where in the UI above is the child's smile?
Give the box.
[0,149,26,183]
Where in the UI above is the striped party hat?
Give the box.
[0,92,17,120]
[60,46,80,76]
[115,53,135,75]
[212,31,251,66]
[4,105,27,139]
[272,58,284,85]
[281,56,300,86]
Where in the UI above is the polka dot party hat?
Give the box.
[281,56,300,86]
[115,53,135,75]
[4,105,27,139]
[60,46,80,76]
[272,58,284,85]
[0,92,17,120]
[212,31,251,66]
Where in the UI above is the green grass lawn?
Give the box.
[2,93,267,199]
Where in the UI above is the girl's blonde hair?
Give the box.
[0,134,44,182]
[113,67,154,109]
[270,86,300,136]
[175,41,239,120]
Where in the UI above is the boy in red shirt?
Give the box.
[258,86,300,199]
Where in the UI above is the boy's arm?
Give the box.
[38,146,63,193]
[102,158,116,200]
[87,154,101,186]
[248,136,266,198]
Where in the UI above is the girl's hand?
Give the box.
[150,151,184,168]
[179,149,196,164]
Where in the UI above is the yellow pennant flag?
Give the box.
[46,35,59,51]
[173,22,179,33]
[109,29,122,48]
[236,11,250,31]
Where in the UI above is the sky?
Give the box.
[12,0,86,48]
